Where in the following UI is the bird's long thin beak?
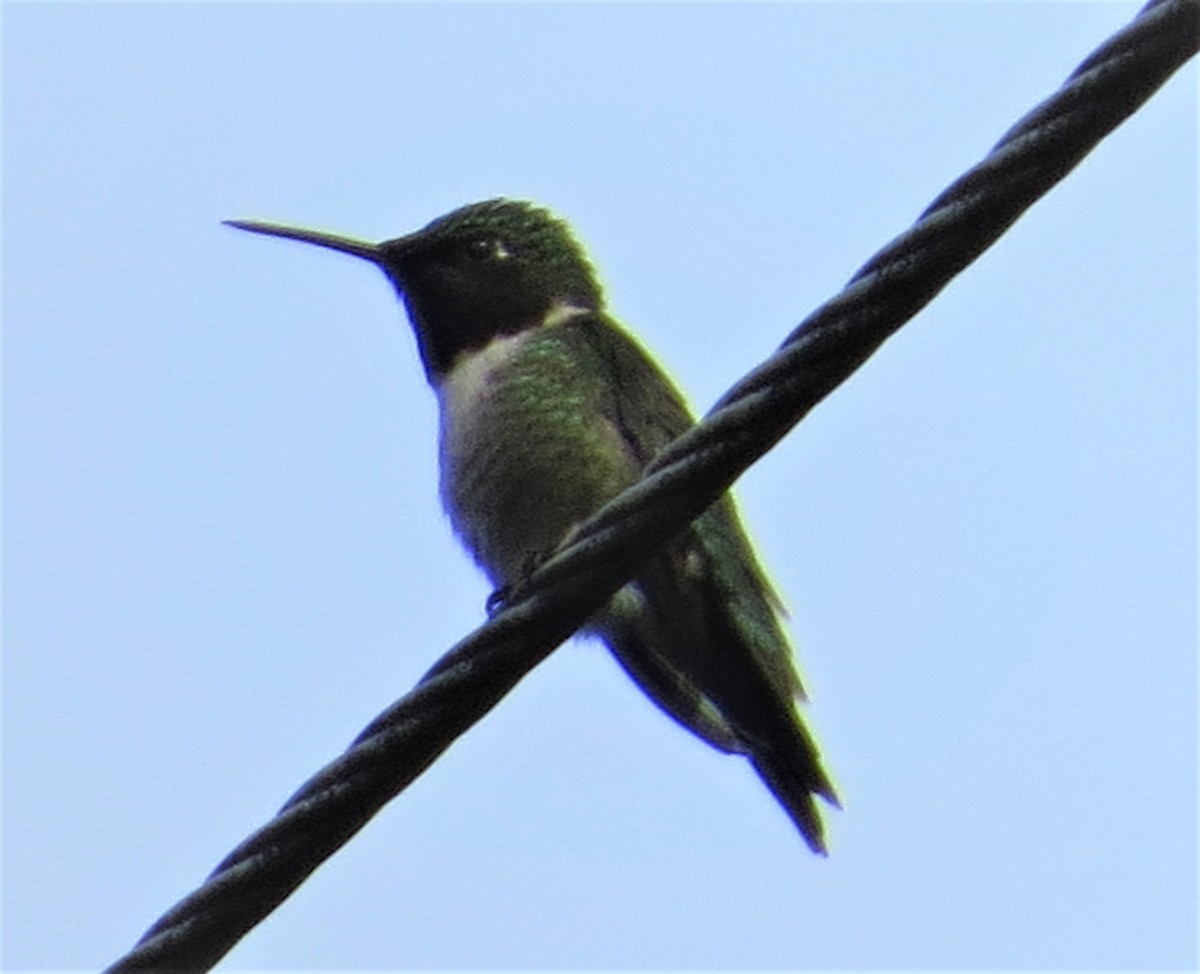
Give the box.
[223,219,383,264]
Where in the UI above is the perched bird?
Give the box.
[226,199,838,852]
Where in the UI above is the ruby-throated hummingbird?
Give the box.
[226,199,838,852]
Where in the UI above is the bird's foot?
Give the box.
[484,549,555,617]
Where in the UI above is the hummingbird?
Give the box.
[225,199,838,852]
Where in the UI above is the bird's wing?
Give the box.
[568,314,803,701]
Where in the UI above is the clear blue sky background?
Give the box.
[3,3,1195,971]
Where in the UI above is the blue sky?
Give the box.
[3,3,1196,971]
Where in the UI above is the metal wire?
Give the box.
[103,2,1197,970]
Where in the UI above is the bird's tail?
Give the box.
[749,736,840,855]
[596,574,840,854]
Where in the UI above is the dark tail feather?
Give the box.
[599,557,841,853]
[599,619,745,755]
[750,744,840,856]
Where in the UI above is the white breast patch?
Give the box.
[437,329,531,441]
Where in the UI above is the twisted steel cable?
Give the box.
[104,2,1198,971]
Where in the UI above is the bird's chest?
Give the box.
[436,330,637,584]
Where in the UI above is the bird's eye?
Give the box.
[463,237,510,262]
